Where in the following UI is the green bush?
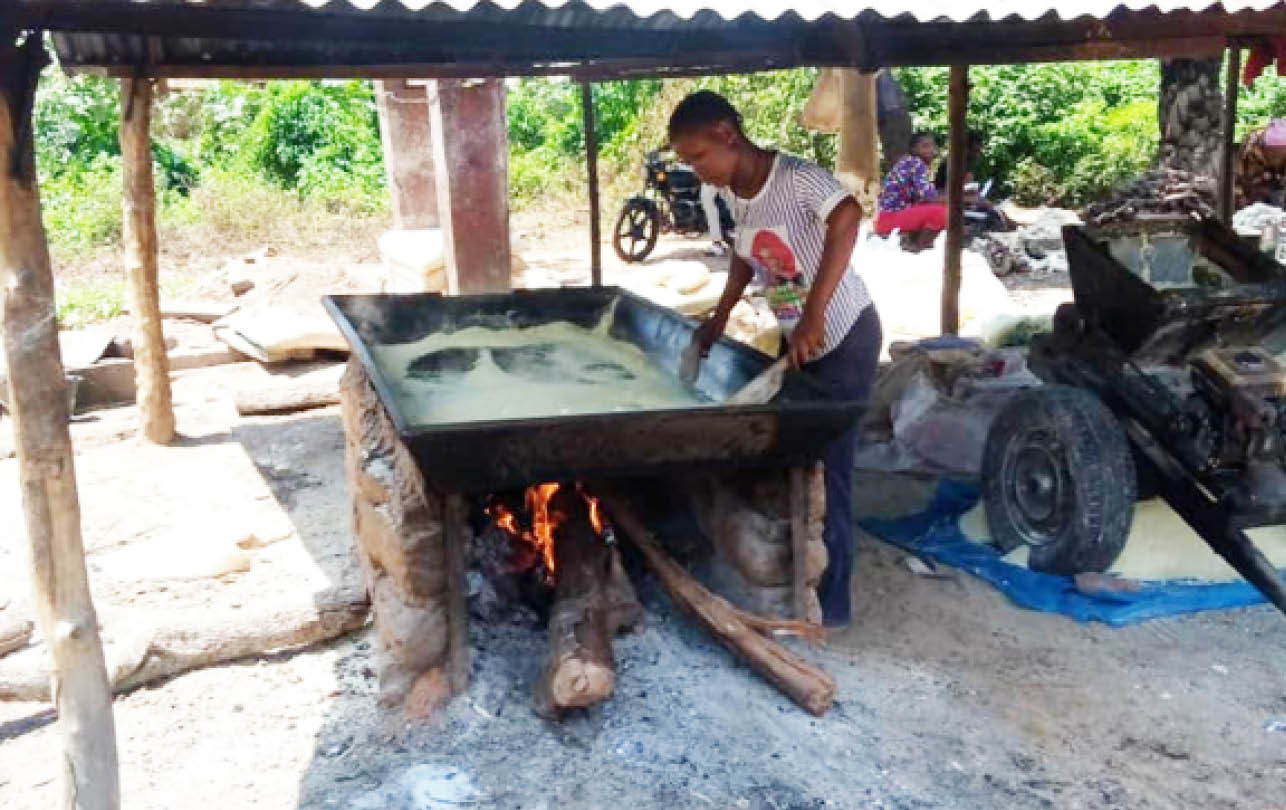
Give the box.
[39,153,124,252]
[34,72,120,178]
[250,84,376,184]
[895,61,1160,206]
[34,59,1286,267]
[1239,65,1286,139]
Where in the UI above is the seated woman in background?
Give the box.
[874,131,947,243]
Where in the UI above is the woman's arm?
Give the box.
[790,196,863,366]
[694,252,754,355]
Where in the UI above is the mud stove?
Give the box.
[326,289,860,717]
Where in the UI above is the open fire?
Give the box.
[485,483,607,581]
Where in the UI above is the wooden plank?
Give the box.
[234,384,341,416]
[787,468,811,623]
[0,36,120,810]
[1219,46,1242,224]
[443,493,470,694]
[942,64,969,337]
[581,81,602,287]
[120,76,175,444]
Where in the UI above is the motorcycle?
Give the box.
[612,149,734,263]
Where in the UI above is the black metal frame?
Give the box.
[1028,224,1286,614]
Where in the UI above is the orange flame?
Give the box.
[487,483,608,580]
[587,496,605,536]
[526,483,562,575]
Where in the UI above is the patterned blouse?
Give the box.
[878,155,938,213]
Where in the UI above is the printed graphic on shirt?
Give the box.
[741,226,807,333]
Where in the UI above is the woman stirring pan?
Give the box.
[670,91,882,629]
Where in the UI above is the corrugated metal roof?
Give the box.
[297,0,1286,24]
[27,0,1286,78]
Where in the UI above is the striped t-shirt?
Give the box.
[720,153,873,359]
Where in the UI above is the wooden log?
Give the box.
[0,598,369,701]
[234,383,341,416]
[942,64,970,337]
[0,36,120,810]
[0,614,34,657]
[120,77,175,444]
[533,489,640,717]
[605,495,836,716]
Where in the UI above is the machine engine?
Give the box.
[1178,347,1286,492]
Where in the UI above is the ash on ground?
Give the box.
[290,480,1284,810]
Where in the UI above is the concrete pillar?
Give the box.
[430,78,511,295]
[375,79,439,229]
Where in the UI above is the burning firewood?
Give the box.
[530,486,641,718]
[604,495,836,717]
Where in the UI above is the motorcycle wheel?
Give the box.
[613,200,660,263]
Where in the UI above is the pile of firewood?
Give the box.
[530,488,834,718]
[1081,168,1217,226]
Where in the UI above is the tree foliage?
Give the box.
[31,60,1286,255]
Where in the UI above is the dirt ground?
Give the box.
[11,227,1282,810]
[3,369,1284,809]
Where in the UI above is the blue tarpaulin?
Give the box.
[860,480,1277,626]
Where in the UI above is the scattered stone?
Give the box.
[224,247,275,296]
[1018,208,1083,258]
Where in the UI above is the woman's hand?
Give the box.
[696,254,753,356]
[788,310,826,367]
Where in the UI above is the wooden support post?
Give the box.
[942,64,970,337]
[430,79,511,295]
[581,81,603,287]
[443,493,470,694]
[1219,46,1242,224]
[120,77,175,443]
[835,70,881,215]
[1,36,120,810]
[787,468,812,623]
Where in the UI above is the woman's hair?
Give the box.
[668,90,744,141]
[909,131,936,151]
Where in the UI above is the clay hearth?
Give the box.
[339,359,827,718]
